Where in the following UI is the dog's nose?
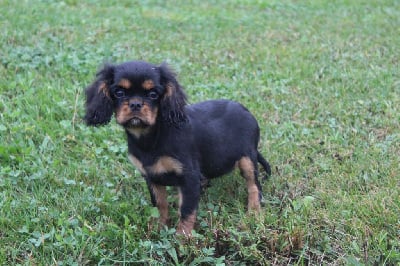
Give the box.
[129,99,143,111]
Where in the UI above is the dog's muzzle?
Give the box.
[129,98,144,112]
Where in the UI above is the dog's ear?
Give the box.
[84,64,115,126]
[158,63,187,126]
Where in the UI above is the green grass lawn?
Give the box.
[1,0,399,265]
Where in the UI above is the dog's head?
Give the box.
[84,60,187,136]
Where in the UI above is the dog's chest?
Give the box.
[128,153,183,179]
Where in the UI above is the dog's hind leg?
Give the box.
[238,156,262,212]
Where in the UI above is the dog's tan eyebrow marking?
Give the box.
[118,79,131,89]
[148,156,183,175]
[142,79,155,90]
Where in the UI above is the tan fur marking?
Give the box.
[151,184,169,225]
[128,154,146,175]
[177,211,196,236]
[142,79,155,90]
[238,156,260,212]
[126,127,151,139]
[116,101,158,128]
[98,82,110,98]
[141,104,158,126]
[247,183,260,211]
[147,156,183,175]
[116,102,130,124]
[118,79,131,89]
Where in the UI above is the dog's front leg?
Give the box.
[147,182,169,226]
[177,180,200,236]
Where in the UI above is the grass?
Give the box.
[0,0,399,264]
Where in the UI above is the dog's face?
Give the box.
[84,61,187,136]
[111,62,163,136]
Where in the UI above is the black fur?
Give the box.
[84,60,271,235]
[158,63,188,126]
[84,64,115,126]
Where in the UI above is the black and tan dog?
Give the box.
[84,60,271,235]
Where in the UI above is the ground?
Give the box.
[0,0,399,265]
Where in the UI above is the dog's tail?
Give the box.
[258,151,271,180]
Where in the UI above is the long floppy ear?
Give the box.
[158,63,187,126]
[84,64,115,126]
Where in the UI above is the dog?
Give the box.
[84,60,271,235]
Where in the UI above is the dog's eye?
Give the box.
[148,91,159,100]
[114,89,125,98]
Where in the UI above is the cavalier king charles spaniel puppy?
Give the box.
[84,60,271,236]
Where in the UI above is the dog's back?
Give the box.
[186,100,261,179]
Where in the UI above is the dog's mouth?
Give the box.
[129,117,142,126]
[124,117,148,128]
